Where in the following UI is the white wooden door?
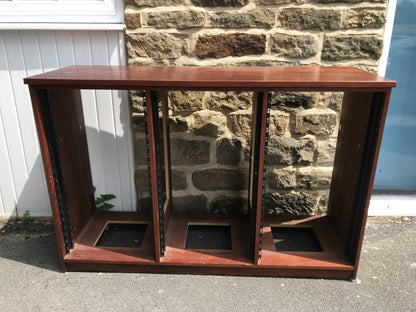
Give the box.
[0,30,135,217]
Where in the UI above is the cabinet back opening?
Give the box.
[271,226,322,252]
[95,222,148,248]
[185,224,232,250]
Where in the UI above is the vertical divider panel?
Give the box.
[48,89,96,241]
[161,91,172,232]
[145,90,166,260]
[249,91,270,264]
[248,92,259,260]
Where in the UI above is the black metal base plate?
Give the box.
[271,227,322,252]
[96,223,148,248]
[185,225,232,250]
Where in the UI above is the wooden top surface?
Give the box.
[24,65,396,90]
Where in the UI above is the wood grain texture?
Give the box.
[64,261,353,279]
[28,87,67,271]
[24,66,396,91]
[162,214,250,265]
[71,211,154,262]
[145,90,161,262]
[327,92,373,249]
[25,66,395,278]
[349,92,391,279]
[260,215,352,269]
[48,89,96,240]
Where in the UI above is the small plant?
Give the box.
[22,210,33,224]
[94,187,116,212]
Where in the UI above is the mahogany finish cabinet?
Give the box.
[24,66,395,279]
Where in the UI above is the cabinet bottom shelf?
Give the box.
[63,211,354,278]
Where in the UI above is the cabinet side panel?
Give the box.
[29,87,68,270]
[327,92,373,250]
[348,92,390,278]
[48,89,95,240]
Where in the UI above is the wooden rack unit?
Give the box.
[24,66,395,279]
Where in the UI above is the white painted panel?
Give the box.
[90,32,124,210]
[0,108,17,216]
[19,31,50,216]
[71,32,105,191]
[55,31,76,67]
[0,32,28,217]
[37,31,60,71]
[369,196,416,216]
[107,31,135,211]
[0,0,123,24]
[0,30,134,217]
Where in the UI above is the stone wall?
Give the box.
[125,0,387,214]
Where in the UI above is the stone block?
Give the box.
[269,111,289,136]
[131,114,146,133]
[231,59,299,67]
[171,138,210,166]
[264,192,318,214]
[228,110,252,141]
[271,33,318,58]
[326,92,343,111]
[125,7,141,29]
[172,195,208,213]
[267,136,316,166]
[192,169,248,191]
[316,137,337,166]
[172,169,187,190]
[209,10,275,29]
[295,108,337,135]
[216,137,242,166]
[169,116,189,132]
[191,0,248,6]
[130,90,145,114]
[209,196,246,214]
[314,0,385,3]
[135,0,184,6]
[297,167,333,190]
[206,91,252,113]
[270,92,316,111]
[126,33,182,59]
[267,167,297,190]
[322,35,383,61]
[194,33,266,59]
[170,91,204,112]
[318,193,329,214]
[191,110,226,138]
[279,8,342,30]
[134,138,148,166]
[135,169,150,193]
[257,0,308,3]
[346,8,386,29]
[146,10,205,29]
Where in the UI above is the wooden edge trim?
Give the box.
[145,90,161,262]
[28,87,68,271]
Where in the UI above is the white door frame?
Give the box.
[0,0,124,24]
[370,0,416,216]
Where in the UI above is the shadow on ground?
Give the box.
[0,219,60,272]
[0,217,415,312]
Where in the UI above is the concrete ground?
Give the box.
[0,217,415,312]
